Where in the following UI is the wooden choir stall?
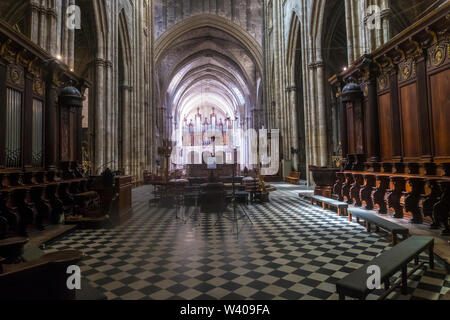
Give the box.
[329,3,450,235]
[0,20,114,299]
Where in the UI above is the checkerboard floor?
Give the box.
[45,183,450,300]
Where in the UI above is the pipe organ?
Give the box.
[183,107,234,147]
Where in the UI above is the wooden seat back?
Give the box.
[0,250,82,300]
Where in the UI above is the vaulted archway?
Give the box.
[154,14,263,169]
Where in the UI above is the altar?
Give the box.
[186,164,235,180]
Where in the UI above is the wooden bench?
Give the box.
[311,195,348,216]
[76,279,107,300]
[0,256,4,273]
[0,249,83,299]
[285,172,300,184]
[442,291,450,300]
[0,237,29,263]
[336,236,434,300]
[348,208,410,245]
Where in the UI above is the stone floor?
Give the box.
[45,183,450,300]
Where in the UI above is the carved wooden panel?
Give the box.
[429,68,450,161]
[70,110,76,160]
[354,103,364,154]
[427,42,449,71]
[6,64,24,89]
[398,59,416,83]
[61,108,70,161]
[378,93,393,161]
[363,100,370,152]
[400,83,421,160]
[346,103,355,154]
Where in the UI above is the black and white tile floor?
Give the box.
[45,183,450,300]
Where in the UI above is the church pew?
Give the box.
[0,249,83,300]
[348,208,409,245]
[310,195,348,216]
[336,236,434,300]
[285,171,300,184]
[332,168,450,233]
[0,237,28,263]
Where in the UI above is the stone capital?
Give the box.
[46,8,58,18]
[121,84,134,91]
[30,3,42,12]
[105,60,113,68]
[94,58,106,67]
[286,86,297,92]
[308,61,324,69]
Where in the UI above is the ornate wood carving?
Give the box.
[398,58,416,82]
[6,64,24,87]
[333,172,345,201]
[427,43,447,68]
[433,181,450,235]
[373,176,390,214]
[361,174,376,210]
[328,4,450,232]
[350,174,364,207]
[388,177,406,218]
[0,21,105,240]
[404,178,425,224]
[424,180,441,225]
[342,173,354,204]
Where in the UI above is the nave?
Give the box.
[45,184,450,300]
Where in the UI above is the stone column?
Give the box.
[344,0,355,64]
[45,69,60,171]
[48,3,58,56]
[30,1,41,44]
[316,63,328,166]
[307,64,318,166]
[38,0,47,50]
[122,85,133,175]
[67,0,76,69]
[104,60,113,170]
[61,0,68,61]
[94,59,105,173]
[287,86,299,171]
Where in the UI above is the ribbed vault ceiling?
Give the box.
[155,23,261,130]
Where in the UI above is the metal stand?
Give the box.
[185,186,201,226]
[215,163,253,236]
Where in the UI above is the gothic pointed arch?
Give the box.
[154,14,263,75]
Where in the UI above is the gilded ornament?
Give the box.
[403,66,411,79]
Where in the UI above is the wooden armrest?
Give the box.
[442,291,450,300]
[0,257,4,273]
[0,237,29,247]
[1,250,82,275]
[75,191,97,196]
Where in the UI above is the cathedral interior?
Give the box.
[0,0,449,302]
